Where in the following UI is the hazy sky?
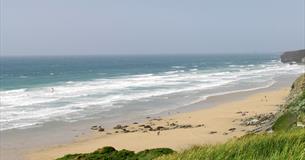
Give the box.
[1,0,304,56]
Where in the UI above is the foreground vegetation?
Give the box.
[57,147,174,160]
[157,129,305,160]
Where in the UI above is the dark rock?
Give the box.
[178,124,193,129]
[152,118,162,121]
[195,124,205,127]
[228,128,236,132]
[113,124,128,130]
[122,128,130,133]
[155,126,166,131]
[280,49,305,63]
[98,126,105,132]
[113,124,123,129]
[209,131,217,134]
[169,123,177,127]
[133,122,138,124]
[143,125,153,129]
[91,125,98,130]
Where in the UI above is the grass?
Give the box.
[272,111,297,132]
[272,90,305,132]
[56,147,174,160]
[157,129,305,160]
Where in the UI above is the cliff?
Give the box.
[272,73,305,131]
[280,49,305,63]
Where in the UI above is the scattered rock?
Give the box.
[155,126,166,131]
[91,125,98,130]
[133,122,138,124]
[122,128,130,133]
[98,126,105,132]
[113,125,123,129]
[143,125,152,129]
[228,128,236,132]
[195,124,205,128]
[179,124,192,129]
[223,132,228,135]
[209,131,217,134]
[169,123,177,127]
[113,124,128,130]
[240,113,275,126]
[151,118,162,121]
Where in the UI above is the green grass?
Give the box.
[272,111,297,132]
[56,147,174,160]
[272,90,305,132]
[157,129,305,160]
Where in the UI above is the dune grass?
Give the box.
[157,129,305,160]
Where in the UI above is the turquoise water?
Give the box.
[0,54,303,130]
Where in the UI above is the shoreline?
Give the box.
[26,86,290,160]
[0,74,297,160]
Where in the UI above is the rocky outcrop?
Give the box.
[280,49,305,63]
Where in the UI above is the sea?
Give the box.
[0,54,304,131]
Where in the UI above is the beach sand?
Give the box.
[26,87,290,160]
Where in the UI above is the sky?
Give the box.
[0,0,304,56]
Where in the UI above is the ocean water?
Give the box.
[0,54,304,131]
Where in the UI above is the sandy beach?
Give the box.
[26,87,290,160]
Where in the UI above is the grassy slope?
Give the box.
[158,129,305,160]
[273,74,305,132]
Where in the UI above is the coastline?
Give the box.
[0,74,298,160]
[26,86,290,160]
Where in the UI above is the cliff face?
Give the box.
[280,49,305,63]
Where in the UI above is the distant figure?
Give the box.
[265,96,268,102]
[157,131,160,136]
[50,88,55,93]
